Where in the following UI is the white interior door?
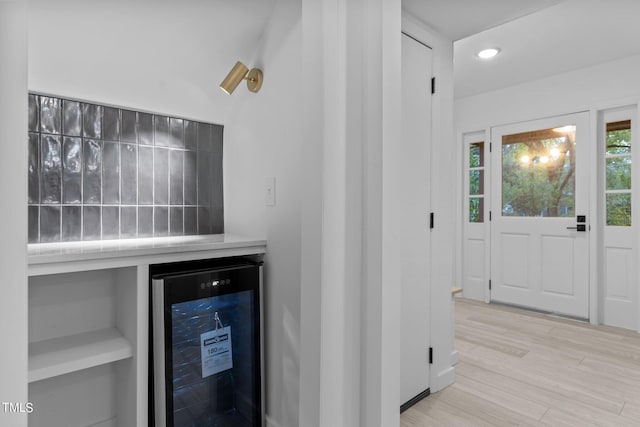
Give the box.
[490,112,590,318]
[400,33,432,405]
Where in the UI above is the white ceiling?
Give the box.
[32,1,640,109]
[405,0,640,99]
[402,0,565,41]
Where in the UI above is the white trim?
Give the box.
[636,105,640,333]
[588,109,600,325]
[430,366,456,393]
[0,3,28,425]
[266,415,285,427]
[483,127,492,304]
[300,2,405,426]
[451,350,460,365]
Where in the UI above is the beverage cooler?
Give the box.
[150,258,264,427]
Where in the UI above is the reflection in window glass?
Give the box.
[605,120,631,226]
[606,157,631,190]
[468,139,485,223]
[470,197,484,223]
[606,121,631,155]
[470,142,484,168]
[469,170,484,195]
[606,193,631,227]
[502,126,576,217]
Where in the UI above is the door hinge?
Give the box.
[490,142,492,153]
[430,212,434,229]
[429,347,433,364]
[431,77,435,94]
[489,211,492,221]
[489,279,492,290]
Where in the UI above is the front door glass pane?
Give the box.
[502,125,576,217]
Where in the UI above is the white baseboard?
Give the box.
[451,349,460,365]
[431,366,456,393]
[266,415,285,427]
[88,418,116,427]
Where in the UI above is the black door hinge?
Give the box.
[490,211,492,221]
[429,347,433,364]
[431,77,435,94]
[489,279,492,290]
[490,142,492,153]
[430,212,434,229]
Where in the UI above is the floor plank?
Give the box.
[401,298,640,426]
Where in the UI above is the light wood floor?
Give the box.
[401,298,640,426]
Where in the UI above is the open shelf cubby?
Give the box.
[28,266,142,427]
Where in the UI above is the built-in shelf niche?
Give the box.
[28,266,140,427]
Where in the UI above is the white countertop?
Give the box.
[28,234,266,275]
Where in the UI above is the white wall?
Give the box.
[28,0,274,125]
[0,2,28,426]
[456,53,640,131]
[223,1,302,426]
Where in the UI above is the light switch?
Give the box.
[265,177,276,206]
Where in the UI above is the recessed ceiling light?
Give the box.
[477,48,500,59]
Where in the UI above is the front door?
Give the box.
[490,112,590,318]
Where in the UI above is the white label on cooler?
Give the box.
[201,326,233,378]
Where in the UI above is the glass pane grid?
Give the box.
[605,189,632,194]
[605,153,632,159]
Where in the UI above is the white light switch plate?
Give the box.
[265,177,276,206]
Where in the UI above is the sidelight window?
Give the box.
[605,120,632,226]
[468,141,485,222]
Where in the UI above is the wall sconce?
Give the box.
[219,61,263,95]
